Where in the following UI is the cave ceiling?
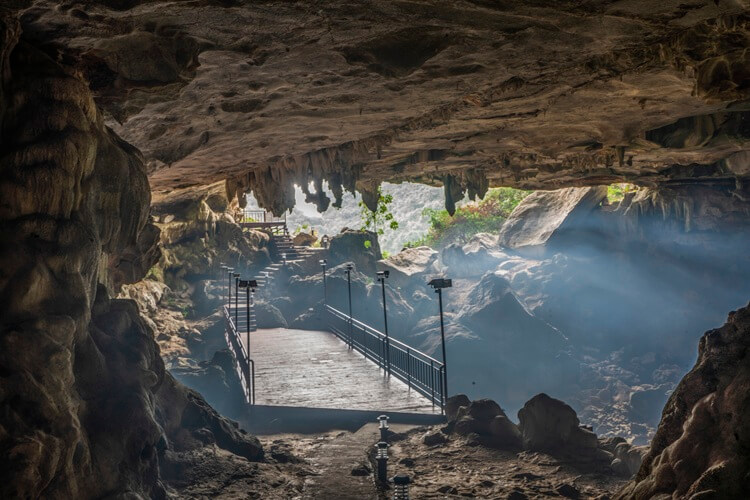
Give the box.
[17,0,750,213]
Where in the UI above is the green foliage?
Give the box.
[382,250,391,259]
[146,265,164,282]
[359,188,399,249]
[607,183,636,203]
[405,187,530,249]
[293,223,310,235]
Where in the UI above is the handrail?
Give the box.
[324,304,445,408]
[223,304,255,404]
[326,305,443,365]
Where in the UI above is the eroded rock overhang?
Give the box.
[17,0,750,213]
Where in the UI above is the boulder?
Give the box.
[254,301,288,328]
[442,233,510,278]
[518,393,598,452]
[292,231,317,247]
[446,394,471,421]
[497,187,607,250]
[458,272,566,354]
[488,414,523,449]
[377,246,438,288]
[452,398,521,449]
[599,437,648,478]
[466,398,504,423]
[423,431,448,446]
[327,229,382,275]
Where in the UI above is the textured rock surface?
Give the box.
[151,182,271,292]
[377,245,438,287]
[518,393,599,452]
[0,13,261,498]
[497,187,608,249]
[16,1,750,213]
[616,302,750,499]
[0,12,162,496]
[327,229,382,274]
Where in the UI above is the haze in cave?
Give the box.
[1,1,749,499]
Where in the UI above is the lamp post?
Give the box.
[429,278,452,408]
[234,273,240,325]
[377,270,391,375]
[227,267,234,312]
[392,474,411,499]
[345,263,353,348]
[375,441,389,483]
[220,264,228,303]
[320,259,327,306]
[238,278,257,405]
[378,414,390,442]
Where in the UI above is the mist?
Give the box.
[262,186,747,443]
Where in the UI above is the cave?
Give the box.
[1,1,749,499]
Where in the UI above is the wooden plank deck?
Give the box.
[242,328,439,413]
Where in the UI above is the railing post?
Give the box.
[227,267,234,312]
[430,360,435,407]
[234,273,240,326]
[441,366,446,412]
[245,282,251,404]
[406,348,411,389]
[346,264,353,349]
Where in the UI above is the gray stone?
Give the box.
[445,394,471,421]
[518,393,599,452]
[423,431,448,446]
[498,187,607,250]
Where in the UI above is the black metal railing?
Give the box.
[324,304,445,408]
[223,302,256,405]
[241,209,267,222]
[240,209,287,232]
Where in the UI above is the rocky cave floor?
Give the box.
[163,426,628,499]
[383,427,627,499]
[160,444,308,499]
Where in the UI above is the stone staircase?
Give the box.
[253,233,322,289]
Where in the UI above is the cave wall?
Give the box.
[0,10,261,498]
[616,302,750,499]
[0,9,164,496]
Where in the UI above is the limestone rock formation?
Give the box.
[497,187,608,250]
[151,182,271,292]
[450,398,523,450]
[0,13,261,498]
[14,1,750,214]
[327,229,382,275]
[377,245,438,288]
[446,394,646,477]
[616,302,750,499]
[442,233,510,277]
[518,394,599,452]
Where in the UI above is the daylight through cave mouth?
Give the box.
[2,2,750,499]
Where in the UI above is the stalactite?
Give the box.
[444,174,465,216]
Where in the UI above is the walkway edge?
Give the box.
[242,404,446,435]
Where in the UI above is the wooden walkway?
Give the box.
[242,328,438,413]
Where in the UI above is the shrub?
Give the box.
[406,187,530,248]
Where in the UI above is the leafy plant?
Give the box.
[607,183,636,203]
[405,187,530,249]
[359,188,399,249]
[293,223,310,235]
